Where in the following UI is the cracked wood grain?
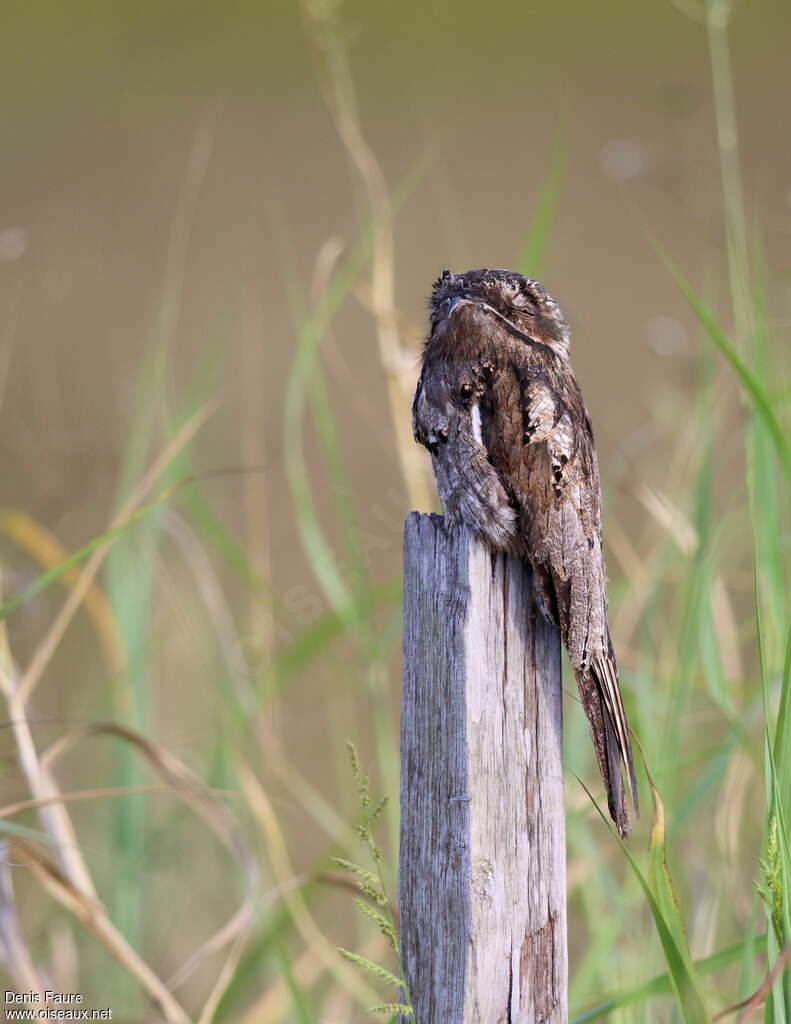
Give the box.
[400,513,567,1023]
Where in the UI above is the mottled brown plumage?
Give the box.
[413,268,637,837]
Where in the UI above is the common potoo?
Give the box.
[413,268,638,837]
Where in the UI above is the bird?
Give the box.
[412,267,637,837]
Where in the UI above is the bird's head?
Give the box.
[429,268,570,357]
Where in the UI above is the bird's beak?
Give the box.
[444,296,475,318]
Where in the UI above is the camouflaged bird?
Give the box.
[412,267,638,837]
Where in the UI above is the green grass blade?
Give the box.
[213,906,305,1022]
[756,571,791,1018]
[0,820,60,845]
[652,243,791,485]
[276,942,314,1024]
[581,780,710,1023]
[282,147,433,635]
[519,132,566,279]
[571,935,766,1022]
[774,628,791,802]
[646,772,695,969]
[0,489,178,621]
[746,242,787,666]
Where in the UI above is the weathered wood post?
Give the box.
[399,513,567,1023]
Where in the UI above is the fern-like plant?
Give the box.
[334,741,414,1021]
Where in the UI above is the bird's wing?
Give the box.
[480,353,638,827]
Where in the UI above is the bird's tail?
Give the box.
[574,648,637,838]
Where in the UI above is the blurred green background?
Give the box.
[0,0,790,1021]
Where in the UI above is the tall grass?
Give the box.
[0,0,788,1021]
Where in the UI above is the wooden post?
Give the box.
[399,513,567,1023]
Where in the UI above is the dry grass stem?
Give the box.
[17,400,215,707]
[239,760,381,1009]
[299,0,432,513]
[239,945,323,1024]
[0,636,97,899]
[39,721,258,1000]
[0,784,190,820]
[0,842,47,995]
[163,510,257,714]
[0,508,124,678]
[712,940,791,1021]
[11,839,193,1024]
[238,278,276,684]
